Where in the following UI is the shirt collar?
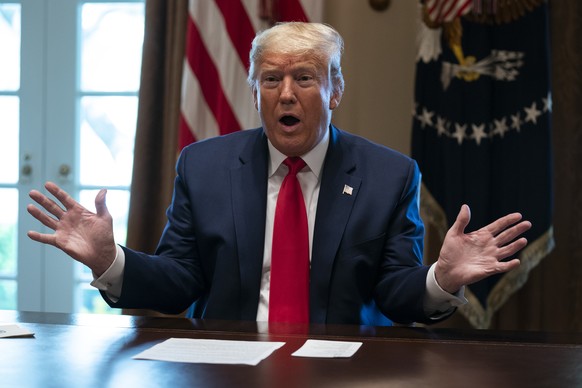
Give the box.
[267,128,330,179]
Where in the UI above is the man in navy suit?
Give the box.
[27,22,531,326]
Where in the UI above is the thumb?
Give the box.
[95,189,110,217]
[450,204,471,235]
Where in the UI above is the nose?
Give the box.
[279,77,296,104]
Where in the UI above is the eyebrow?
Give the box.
[260,58,319,72]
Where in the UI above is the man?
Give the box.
[27,22,530,326]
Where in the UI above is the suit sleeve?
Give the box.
[373,160,436,324]
[101,149,206,314]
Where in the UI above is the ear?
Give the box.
[329,89,342,110]
[253,88,259,111]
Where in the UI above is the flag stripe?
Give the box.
[180,61,220,141]
[215,0,256,70]
[185,16,242,137]
[179,0,324,149]
[276,0,308,21]
[189,0,259,132]
[297,0,324,21]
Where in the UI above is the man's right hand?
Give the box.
[27,181,117,276]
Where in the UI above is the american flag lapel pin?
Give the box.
[342,184,353,195]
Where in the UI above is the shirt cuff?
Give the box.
[424,263,468,319]
[90,245,125,302]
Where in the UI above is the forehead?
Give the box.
[258,52,324,73]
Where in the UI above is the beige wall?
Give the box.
[323,0,418,156]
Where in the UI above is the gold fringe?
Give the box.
[420,183,448,241]
[420,185,555,329]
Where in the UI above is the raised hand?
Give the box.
[27,182,118,276]
[434,204,532,294]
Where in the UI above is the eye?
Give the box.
[261,75,279,88]
[296,74,316,88]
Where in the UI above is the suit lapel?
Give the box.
[310,126,361,323]
[230,129,269,320]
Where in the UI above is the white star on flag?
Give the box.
[524,102,542,124]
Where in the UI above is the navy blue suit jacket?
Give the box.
[106,125,436,326]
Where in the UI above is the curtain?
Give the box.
[126,0,187,254]
[123,0,188,316]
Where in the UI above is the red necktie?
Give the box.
[269,157,310,324]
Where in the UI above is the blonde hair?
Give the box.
[247,22,344,97]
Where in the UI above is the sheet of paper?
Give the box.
[0,324,35,338]
[133,338,285,366]
[292,339,362,358]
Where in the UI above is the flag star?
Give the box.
[452,123,467,145]
[470,123,487,145]
[436,116,449,137]
[418,107,434,129]
[511,113,522,132]
[492,117,509,138]
[524,102,542,125]
[543,93,552,113]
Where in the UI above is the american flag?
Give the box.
[179,0,324,149]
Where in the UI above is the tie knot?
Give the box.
[283,157,306,176]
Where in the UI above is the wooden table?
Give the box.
[2,310,582,387]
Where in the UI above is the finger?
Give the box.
[493,258,521,274]
[450,204,471,235]
[27,230,57,247]
[95,189,109,217]
[494,220,532,246]
[486,212,524,236]
[45,181,78,211]
[29,189,66,219]
[26,203,58,230]
[497,237,528,259]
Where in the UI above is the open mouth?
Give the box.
[279,115,300,126]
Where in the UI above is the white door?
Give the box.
[0,0,144,313]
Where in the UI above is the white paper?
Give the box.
[0,324,35,338]
[292,339,362,358]
[133,338,285,366]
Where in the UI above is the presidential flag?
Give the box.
[412,0,554,328]
[179,0,324,149]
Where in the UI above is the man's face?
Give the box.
[253,52,340,156]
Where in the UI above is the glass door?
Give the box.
[0,0,144,313]
[0,2,22,310]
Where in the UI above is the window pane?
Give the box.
[0,97,19,183]
[77,284,120,314]
[0,4,21,91]
[80,2,145,92]
[0,189,17,277]
[0,280,16,309]
[79,96,137,186]
[79,189,130,245]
